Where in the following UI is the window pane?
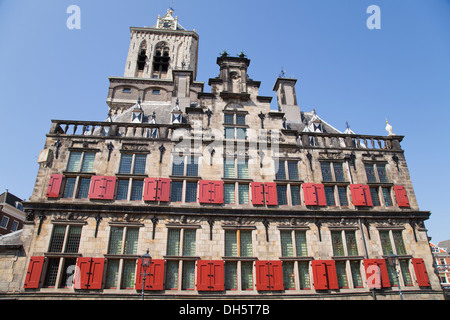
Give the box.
[166,261,179,290]
[183,229,196,256]
[283,261,295,289]
[108,227,124,255]
[63,178,76,198]
[105,260,120,289]
[67,152,82,172]
[130,180,143,201]
[280,230,293,257]
[49,225,66,253]
[224,114,234,125]
[338,186,348,206]
[350,261,363,288]
[290,185,301,206]
[81,153,95,173]
[121,260,136,289]
[236,114,246,125]
[379,231,393,255]
[382,187,393,206]
[224,184,235,204]
[182,261,195,290]
[287,161,299,180]
[60,258,77,288]
[237,160,249,179]
[65,226,82,253]
[240,230,253,257]
[124,228,139,255]
[336,261,348,288]
[365,163,377,183]
[225,127,235,139]
[225,262,237,290]
[117,180,129,200]
[185,182,197,203]
[225,230,238,257]
[346,231,358,256]
[333,162,345,182]
[321,162,332,182]
[44,258,60,287]
[241,261,253,290]
[325,186,336,206]
[167,229,180,256]
[119,154,133,174]
[277,185,288,205]
[172,157,185,176]
[370,187,381,206]
[77,178,91,199]
[387,264,398,286]
[377,164,388,183]
[224,159,235,178]
[393,231,407,255]
[133,154,147,174]
[238,184,249,204]
[275,160,286,180]
[171,181,183,202]
[295,231,308,257]
[298,262,311,289]
[332,231,345,256]
[236,128,247,140]
[400,260,412,286]
[186,157,198,177]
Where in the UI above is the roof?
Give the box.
[0,191,23,207]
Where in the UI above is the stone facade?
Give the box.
[0,9,444,300]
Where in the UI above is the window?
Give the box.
[165,228,198,290]
[298,262,311,290]
[335,261,348,288]
[43,224,83,288]
[224,184,235,204]
[331,230,359,257]
[225,229,253,257]
[365,163,389,183]
[370,187,381,206]
[379,229,407,256]
[276,160,300,180]
[185,182,198,203]
[280,230,308,257]
[290,185,301,206]
[224,127,247,140]
[321,162,346,182]
[382,187,393,206]
[67,152,95,173]
[119,154,147,175]
[11,220,19,232]
[105,226,140,289]
[152,89,160,95]
[122,87,131,93]
[152,42,170,79]
[238,184,249,204]
[0,216,9,229]
[172,156,199,177]
[337,187,348,206]
[223,113,246,125]
[224,229,254,290]
[224,158,248,179]
[324,186,336,206]
[277,185,288,206]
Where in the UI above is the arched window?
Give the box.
[152,42,170,79]
[136,41,147,76]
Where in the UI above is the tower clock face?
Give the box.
[162,20,174,29]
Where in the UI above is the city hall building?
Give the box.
[2,9,444,300]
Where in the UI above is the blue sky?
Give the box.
[0,0,449,243]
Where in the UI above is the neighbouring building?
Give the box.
[1,9,444,300]
[430,242,450,298]
[0,191,26,235]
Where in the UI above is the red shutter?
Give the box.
[157,178,171,202]
[143,178,158,201]
[325,260,339,290]
[75,257,93,289]
[393,186,410,207]
[312,260,328,290]
[211,181,224,204]
[75,258,105,290]
[269,261,284,291]
[363,259,391,288]
[361,185,373,207]
[197,260,212,291]
[264,183,278,206]
[350,184,366,206]
[255,261,271,291]
[210,260,225,291]
[251,182,265,205]
[136,259,166,291]
[102,177,116,200]
[303,183,318,206]
[412,258,431,287]
[198,181,212,204]
[89,176,116,200]
[315,184,327,207]
[24,256,45,289]
[46,174,63,198]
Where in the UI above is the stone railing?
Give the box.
[49,120,403,151]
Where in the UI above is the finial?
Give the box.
[346,121,350,129]
[279,67,286,78]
